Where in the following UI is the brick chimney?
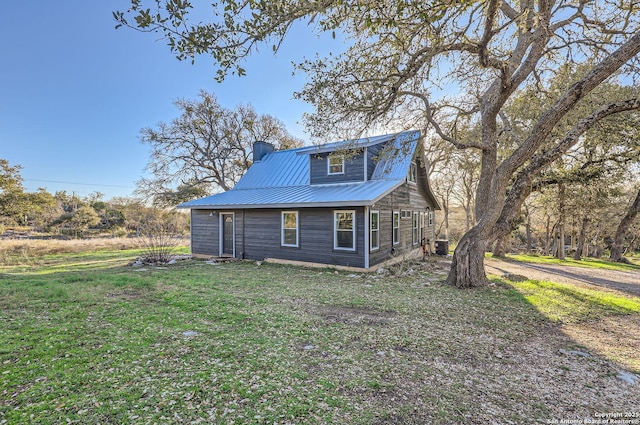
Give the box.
[252,141,275,162]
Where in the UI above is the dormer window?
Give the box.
[328,155,345,175]
[408,161,417,183]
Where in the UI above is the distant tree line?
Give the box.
[0,159,187,238]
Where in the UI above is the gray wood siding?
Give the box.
[190,210,245,258]
[310,152,365,184]
[241,208,365,268]
[190,193,434,268]
[190,210,218,256]
[368,179,436,266]
[235,211,245,258]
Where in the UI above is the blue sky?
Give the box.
[0,2,333,199]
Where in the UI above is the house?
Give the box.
[177,130,441,270]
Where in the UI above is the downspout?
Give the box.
[364,206,370,269]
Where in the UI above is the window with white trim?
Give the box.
[408,161,417,183]
[428,210,433,226]
[328,155,345,175]
[392,211,400,245]
[420,212,425,242]
[281,211,299,247]
[334,210,355,250]
[370,210,379,251]
[412,211,419,245]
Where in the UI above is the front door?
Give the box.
[221,214,234,256]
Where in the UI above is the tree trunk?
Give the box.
[545,216,552,255]
[555,182,566,260]
[623,234,637,256]
[492,235,508,257]
[573,215,589,260]
[552,232,559,258]
[447,227,490,288]
[557,225,566,260]
[464,202,472,232]
[442,198,450,240]
[610,189,640,262]
[448,131,500,288]
[524,205,533,253]
[590,225,602,257]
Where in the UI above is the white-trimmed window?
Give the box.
[281,211,299,247]
[408,161,417,183]
[420,212,425,242]
[328,155,345,175]
[370,210,380,251]
[334,210,355,251]
[428,210,433,226]
[412,211,419,245]
[392,211,400,245]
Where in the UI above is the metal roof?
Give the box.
[234,146,309,189]
[294,133,399,155]
[179,180,403,209]
[371,131,420,180]
[178,130,420,210]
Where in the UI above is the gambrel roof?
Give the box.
[178,130,439,209]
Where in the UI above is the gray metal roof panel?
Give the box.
[233,146,309,189]
[178,179,402,209]
[371,131,420,180]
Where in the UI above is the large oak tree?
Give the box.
[136,91,302,206]
[116,1,640,287]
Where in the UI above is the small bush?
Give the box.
[112,226,128,238]
[137,212,187,263]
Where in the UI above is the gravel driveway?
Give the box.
[485,258,640,297]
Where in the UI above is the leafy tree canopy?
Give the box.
[0,159,24,195]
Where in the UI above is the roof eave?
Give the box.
[178,200,376,210]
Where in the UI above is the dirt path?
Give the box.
[485,258,640,297]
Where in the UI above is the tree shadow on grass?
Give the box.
[494,275,640,373]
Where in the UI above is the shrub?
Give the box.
[137,211,187,263]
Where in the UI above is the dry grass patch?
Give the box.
[0,237,139,262]
[562,315,640,372]
[0,237,189,267]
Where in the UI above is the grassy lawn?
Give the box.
[1,250,639,424]
[503,253,640,272]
